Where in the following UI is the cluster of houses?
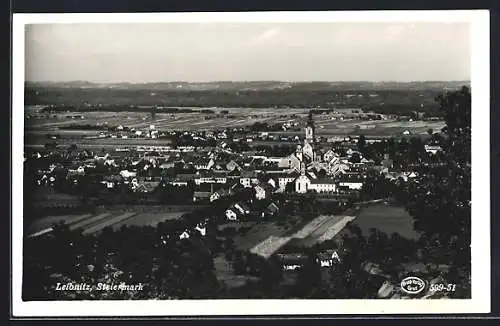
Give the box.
[29,112,430,211]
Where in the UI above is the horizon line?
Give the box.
[26,79,471,84]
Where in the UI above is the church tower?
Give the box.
[305,111,315,144]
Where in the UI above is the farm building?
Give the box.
[276,253,309,271]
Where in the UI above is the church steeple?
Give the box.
[305,111,315,143]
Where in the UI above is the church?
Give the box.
[292,112,344,193]
[298,111,318,163]
[271,112,349,193]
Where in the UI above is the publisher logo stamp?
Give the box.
[400,276,426,295]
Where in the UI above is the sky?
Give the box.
[25,22,471,83]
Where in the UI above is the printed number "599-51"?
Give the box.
[429,283,457,292]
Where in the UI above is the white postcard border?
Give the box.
[12,10,490,317]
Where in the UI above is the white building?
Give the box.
[120,170,137,179]
[424,145,443,155]
[279,154,301,170]
[323,149,338,163]
[338,180,363,190]
[225,209,238,221]
[278,174,297,191]
[308,179,336,193]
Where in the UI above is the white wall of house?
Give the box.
[279,154,301,170]
[240,178,252,188]
[309,183,336,193]
[226,209,238,221]
[279,177,295,191]
[255,187,266,200]
[339,181,363,190]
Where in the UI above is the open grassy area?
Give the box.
[25,109,444,137]
[233,221,289,251]
[26,205,198,237]
[353,204,420,240]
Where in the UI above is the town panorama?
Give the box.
[23,80,471,300]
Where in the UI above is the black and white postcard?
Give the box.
[11,10,491,317]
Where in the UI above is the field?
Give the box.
[351,204,420,240]
[243,205,417,258]
[26,205,197,238]
[233,221,289,251]
[248,214,357,258]
[25,108,445,146]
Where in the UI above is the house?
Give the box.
[407,171,418,178]
[362,262,384,276]
[179,230,190,240]
[159,162,175,169]
[101,175,123,189]
[135,181,160,193]
[276,253,309,271]
[194,158,215,170]
[175,173,196,184]
[229,181,245,195]
[263,157,282,167]
[239,171,259,188]
[279,154,301,170]
[94,153,110,161]
[193,191,211,203]
[225,208,238,221]
[385,172,408,182]
[323,149,338,163]
[195,171,228,185]
[254,183,276,200]
[227,168,241,180]
[210,189,230,202]
[327,161,348,176]
[120,170,136,179]
[360,157,375,165]
[265,202,280,217]
[104,159,117,167]
[278,172,299,192]
[316,249,341,268]
[169,179,189,186]
[308,178,337,193]
[338,179,364,190]
[267,178,277,188]
[424,144,443,155]
[71,166,85,175]
[234,202,250,215]
[194,222,207,236]
[377,280,395,298]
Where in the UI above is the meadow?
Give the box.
[26,205,197,238]
[25,108,445,147]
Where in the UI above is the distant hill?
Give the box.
[24,80,470,116]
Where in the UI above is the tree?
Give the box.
[349,152,361,164]
[438,86,471,164]
[400,86,471,297]
[44,142,57,151]
[358,135,366,152]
